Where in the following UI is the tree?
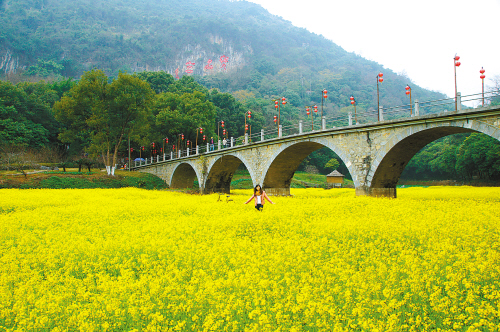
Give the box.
[0,80,52,148]
[135,71,175,94]
[0,144,39,177]
[455,133,500,180]
[54,70,154,175]
[325,158,340,172]
[154,90,217,145]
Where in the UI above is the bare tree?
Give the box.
[0,145,40,177]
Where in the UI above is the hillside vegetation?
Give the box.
[1,0,499,183]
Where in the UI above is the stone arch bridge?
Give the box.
[133,104,500,198]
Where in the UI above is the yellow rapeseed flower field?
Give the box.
[0,187,499,331]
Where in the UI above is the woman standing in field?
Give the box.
[245,184,274,211]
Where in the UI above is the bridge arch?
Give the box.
[203,153,255,194]
[262,138,354,195]
[366,119,500,197]
[169,162,202,190]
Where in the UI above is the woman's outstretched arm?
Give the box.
[263,191,275,204]
[244,195,255,204]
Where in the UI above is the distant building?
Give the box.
[326,170,344,188]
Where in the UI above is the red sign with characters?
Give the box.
[219,55,229,71]
[204,59,213,71]
[185,61,195,74]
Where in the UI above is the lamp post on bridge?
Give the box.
[405,85,412,116]
[350,96,357,124]
[454,54,461,112]
[177,133,184,156]
[377,72,383,121]
[273,97,287,127]
[305,105,318,130]
[244,111,251,141]
[196,127,203,151]
[163,137,169,156]
[217,121,225,140]
[480,67,486,107]
[321,89,328,117]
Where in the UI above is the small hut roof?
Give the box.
[326,170,344,177]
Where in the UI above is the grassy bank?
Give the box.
[0,169,167,190]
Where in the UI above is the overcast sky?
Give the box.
[246,0,500,102]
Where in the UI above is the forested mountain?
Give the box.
[1,0,446,115]
[1,0,499,181]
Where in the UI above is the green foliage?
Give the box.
[402,133,500,181]
[0,80,59,147]
[325,158,340,172]
[0,0,498,181]
[298,147,350,178]
[54,70,155,167]
[24,59,64,78]
[456,133,500,180]
[1,172,167,189]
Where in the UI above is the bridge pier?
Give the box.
[355,187,397,198]
[265,188,290,196]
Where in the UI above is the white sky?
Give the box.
[246,0,500,100]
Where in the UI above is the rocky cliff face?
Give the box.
[130,35,251,78]
[0,49,22,75]
[1,34,250,78]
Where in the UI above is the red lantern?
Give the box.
[245,124,249,131]
[223,129,226,135]
[455,61,461,67]
[405,85,411,95]
[221,121,225,128]
[130,148,134,152]
[248,111,251,119]
[203,135,206,141]
[181,134,184,140]
[165,138,168,144]
[313,105,318,113]
[480,67,485,79]
[141,146,144,151]
[323,89,328,98]
[200,128,203,134]
[275,100,279,109]
[306,107,310,115]
[454,55,460,61]
[281,97,286,105]
[273,115,277,123]
[152,142,155,148]
[187,141,190,146]
[173,145,176,150]
[351,100,355,105]
[378,72,384,83]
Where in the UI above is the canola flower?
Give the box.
[0,186,499,331]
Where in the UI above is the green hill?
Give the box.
[1,0,446,117]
